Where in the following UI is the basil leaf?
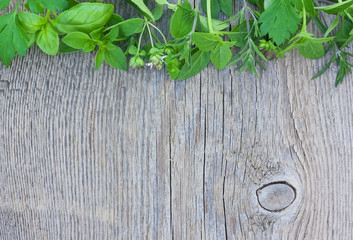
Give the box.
[95,48,105,70]
[52,3,114,34]
[211,43,232,70]
[177,50,210,80]
[36,24,59,55]
[191,32,222,51]
[108,18,144,38]
[104,43,127,71]
[18,12,47,33]
[170,1,194,38]
[25,0,44,14]
[62,32,95,52]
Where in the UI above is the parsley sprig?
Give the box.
[1,0,353,86]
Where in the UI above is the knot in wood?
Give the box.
[256,181,296,212]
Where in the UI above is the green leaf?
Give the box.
[152,5,164,21]
[104,43,127,70]
[106,18,144,38]
[125,0,155,20]
[36,23,59,55]
[90,27,104,41]
[170,1,194,38]
[196,15,229,32]
[62,32,95,52]
[95,48,104,70]
[259,0,300,45]
[191,32,222,51]
[315,0,353,14]
[107,13,124,27]
[52,3,114,34]
[177,50,210,80]
[228,21,250,47]
[26,0,69,13]
[324,15,339,37]
[264,0,274,9]
[0,11,29,67]
[201,0,220,19]
[211,43,232,70]
[220,0,233,16]
[59,41,80,53]
[25,0,44,14]
[18,12,47,33]
[298,39,325,59]
[0,0,11,10]
[335,18,353,43]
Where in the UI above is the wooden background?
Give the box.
[1,1,353,239]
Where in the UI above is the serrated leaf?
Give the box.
[315,0,353,14]
[191,32,222,51]
[26,0,69,12]
[170,1,194,38]
[259,0,300,45]
[211,43,232,70]
[36,23,59,55]
[0,11,29,67]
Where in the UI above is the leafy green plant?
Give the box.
[1,0,353,86]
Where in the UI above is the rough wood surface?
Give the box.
[1,1,353,239]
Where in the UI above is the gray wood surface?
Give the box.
[1,1,353,239]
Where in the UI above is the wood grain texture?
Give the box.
[1,1,353,239]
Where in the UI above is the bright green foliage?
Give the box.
[36,23,59,55]
[0,11,29,67]
[170,1,194,38]
[52,3,114,34]
[259,0,300,45]
[1,0,353,86]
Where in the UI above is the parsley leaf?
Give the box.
[26,0,69,12]
[0,11,29,67]
[259,0,300,45]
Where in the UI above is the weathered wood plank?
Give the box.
[1,1,353,239]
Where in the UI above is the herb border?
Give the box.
[1,0,353,86]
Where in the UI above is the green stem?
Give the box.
[149,23,167,44]
[137,24,147,54]
[15,0,21,11]
[301,4,307,33]
[206,0,214,33]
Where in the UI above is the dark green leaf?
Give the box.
[107,14,124,27]
[211,43,232,70]
[191,32,222,51]
[298,39,325,59]
[25,0,44,14]
[259,0,300,45]
[201,0,220,19]
[59,41,80,53]
[0,0,11,10]
[36,23,59,55]
[170,1,194,38]
[0,11,29,67]
[177,50,210,80]
[220,0,232,16]
[196,15,229,32]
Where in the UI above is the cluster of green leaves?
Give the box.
[1,0,353,86]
